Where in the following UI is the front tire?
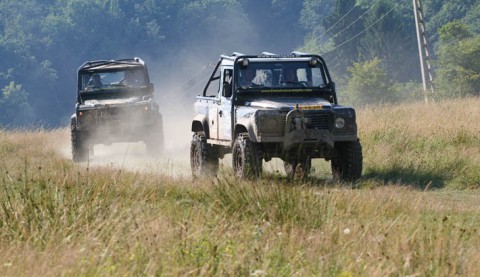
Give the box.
[232,133,262,178]
[331,140,363,182]
[190,132,219,177]
[71,119,89,162]
[284,157,312,180]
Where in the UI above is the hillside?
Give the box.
[2,0,480,127]
[0,98,479,275]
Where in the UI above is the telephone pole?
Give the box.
[413,0,435,102]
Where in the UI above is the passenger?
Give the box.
[262,70,272,87]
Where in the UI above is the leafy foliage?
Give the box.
[0,82,33,126]
[343,57,395,106]
[0,0,479,126]
[436,21,480,97]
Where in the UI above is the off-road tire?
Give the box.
[146,116,165,157]
[190,133,219,177]
[71,119,89,162]
[331,140,363,182]
[284,157,312,180]
[232,133,262,178]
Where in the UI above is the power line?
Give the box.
[160,76,208,105]
[322,2,401,56]
[319,0,383,49]
[159,63,212,99]
[303,4,357,50]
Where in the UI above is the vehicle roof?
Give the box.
[78,57,146,72]
[220,51,325,65]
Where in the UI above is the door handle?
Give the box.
[219,110,223,117]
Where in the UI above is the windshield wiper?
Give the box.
[281,81,308,87]
[241,83,264,89]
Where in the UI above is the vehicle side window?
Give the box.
[205,66,221,97]
[312,67,326,87]
[223,69,233,97]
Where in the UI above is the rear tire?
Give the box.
[232,133,262,178]
[71,119,89,162]
[331,140,363,182]
[190,132,219,177]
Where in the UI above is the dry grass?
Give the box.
[0,98,479,276]
[358,98,480,189]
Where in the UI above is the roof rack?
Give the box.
[261,52,277,56]
[78,58,145,71]
[291,51,311,56]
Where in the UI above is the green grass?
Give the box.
[0,98,480,276]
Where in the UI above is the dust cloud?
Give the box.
[54,3,303,177]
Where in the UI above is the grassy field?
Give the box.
[0,98,479,276]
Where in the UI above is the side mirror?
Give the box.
[149,83,154,93]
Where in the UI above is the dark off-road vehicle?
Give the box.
[190,52,362,181]
[71,57,164,162]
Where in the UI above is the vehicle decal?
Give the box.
[260,89,313,93]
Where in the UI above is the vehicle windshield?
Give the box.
[80,68,148,91]
[237,61,327,91]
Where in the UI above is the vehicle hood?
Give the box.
[244,98,332,110]
[81,97,147,108]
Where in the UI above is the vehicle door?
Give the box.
[218,68,233,141]
[201,61,222,140]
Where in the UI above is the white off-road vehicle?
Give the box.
[190,52,362,181]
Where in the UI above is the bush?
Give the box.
[343,58,397,106]
[0,81,34,127]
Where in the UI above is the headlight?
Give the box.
[256,111,285,136]
[335,117,345,129]
[78,110,96,125]
[265,117,279,131]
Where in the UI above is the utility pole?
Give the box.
[413,0,435,102]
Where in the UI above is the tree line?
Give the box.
[1,0,479,127]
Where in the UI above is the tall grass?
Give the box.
[359,98,480,189]
[0,98,479,276]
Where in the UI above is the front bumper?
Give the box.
[255,108,357,150]
[283,128,334,150]
[74,105,158,143]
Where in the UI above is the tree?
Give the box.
[464,2,480,35]
[423,0,478,45]
[436,21,480,97]
[359,1,418,83]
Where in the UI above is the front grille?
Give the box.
[306,112,333,130]
[97,106,149,125]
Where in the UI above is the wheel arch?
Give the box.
[234,117,257,142]
[70,114,77,128]
[191,114,210,138]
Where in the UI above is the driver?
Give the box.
[120,70,145,87]
[239,68,257,88]
[86,74,102,89]
[282,67,298,86]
